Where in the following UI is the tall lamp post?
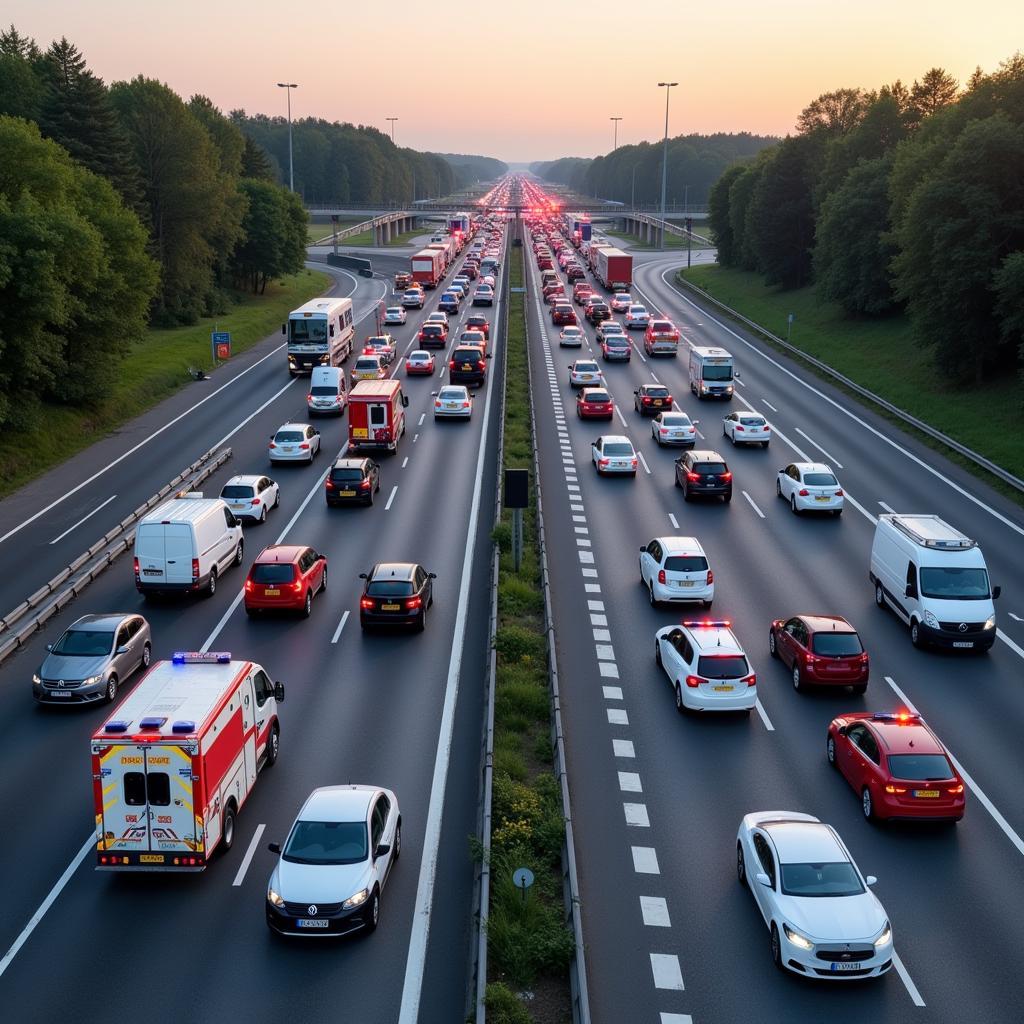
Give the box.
[657,81,677,250]
[277,83,298,192]
[610,116,622,152]
[631,162,639,209]
[386,117,398,143]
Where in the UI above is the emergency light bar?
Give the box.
[140,717,167,730]
[172,720,196,734]
[872,712,921,723]
[104,721,131,733]
[682,620,731,628]
[173,651,231,664]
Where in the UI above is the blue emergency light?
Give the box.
[172,721,196,734]
[139,717,167,730]
[103,721,131,733]
[173,651,231,664]
[682,620,731,629]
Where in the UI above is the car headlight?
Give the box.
[874,922,892,948]
[783,923,814,950]
[267,888,285,909]
[342,887,369,910]
[32,674,41,685]
[923,610,939,628]
[83,675,101,687]
[983,617,996,630]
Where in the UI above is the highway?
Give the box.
[0,239,503,1022]
[524,217,1024,1022]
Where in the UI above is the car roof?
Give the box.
[657,536,704,553]
[370,562,418,580]
[408,350,431,358]
[796,614,856,633]
[790,462,832,474]
[683,623,742,654]
[277,422,311,431]
[223,474,265,486]
[68,612,134,630]
[687,449,726,462]
[332,457,370,469]
[761,821,846,864]
[863,716,946,756]
[300,785,378,822]
[254,544,304,563]
[598,434,631,445]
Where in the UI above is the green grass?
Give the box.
[0,269,330,497]
[679,265,1024,493]
[307,219,361,243]
[339,226,423,248]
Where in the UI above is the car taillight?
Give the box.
[721,472,732,481]
[859,652,869,662]
[435,400,442,408]
[406,596,422,609]
[685,675,704,688]
[742,673,757,687]
[293,581,303,593]
[133,557,140,579]
[835,489,844,496]
[191,558,199,580]
[463,401,471,408]
[326,480,334,490]
[706,570,714,585]
[657,569,666,585]
[804,655,816,667]
[686,472,700,482]
[244,579,253,592]
[884,784,908,794]
[306,393,313,401]
[477,361,485,370]
[764,425,771,431]
[598,458,610,467]
[642,396,652,403]
[449,360,455,370]
[798,488,809,496]
[269,442,276,449]
[250,498,260,505]
[735,425,745,432]
[948,784,964,795]
[360,597,374,610]
[299,443,310,450]
[630,458,638,467]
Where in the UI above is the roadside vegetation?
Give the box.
[484,243,573,1023]
[340,227,424,248]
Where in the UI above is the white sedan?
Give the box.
[383,306,407,325]
[723,411,771,447]
[776,462,844,516]
[220,475,279,523]
[269,423,321,464]
[559,325,585,347]
[569,359,603,389]
[591,435,637,475]
[736,811,893,980]
[433,385,473,419]
[625,304,650,330]
[651,412,697,447]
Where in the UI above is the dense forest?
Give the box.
[707,56,1024,382]
[531,134,778,205]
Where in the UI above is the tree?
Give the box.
[727,157,766,271]
[909,68,959,123]
[708,163,746,265]
[229,179,307,293]
[796,88,868,137]
[188,95,244,178]
[991,251,1024,368]
[241,135,275,181]
[0,24,40,59]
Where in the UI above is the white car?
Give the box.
[735,811,892,979]
[433,385,473,419]
[724,412,771,447]
[639,536,713,607]
[383,306,407,325]
[654,619,756,713]
[266,785,401,937]
[609,293,632,314]
[625,304,650,330]
[220,475,279,523]
[591,435,637,476]
[559,325,584,347]
[569,359,603,388]
[651,412,697,447]
[426,311,449,327]
[269,423,321,464]
[776,462,844,516]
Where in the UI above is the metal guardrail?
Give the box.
[674,278,1024,496]
[621,211,713,247]
[0,447,232,665]
[311,211,418,247]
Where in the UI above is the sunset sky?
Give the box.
[9,0,1022,162]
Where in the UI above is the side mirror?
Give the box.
[487,353,493,359]
[402,395,410,408]
[46,643,53,652]
[993,585,1001,599]
[865,875,877,887]
[280,324,286,335]
[755,872,771,888]
[116,645,130,655]
[431,392,438,397]
[374,843,391,859]
[358,573,368,580]
[639,545,647,553]
[274,681,285,702]
[428,572,437,579]
[735,370,742,378]
[837,725,848,736]
[267,842,281,854]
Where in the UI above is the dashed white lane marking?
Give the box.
[650,371,660,382]
[588,599,604,610]
[632,846,660,874]
[585,583,602,593]
[384,485,399,511]
[742,490,766,519]
[879,501,897,513]
[668,513,680,529]
[637,451,652,475]
[582,567,599,578]
[599,662,620,678]
[763,399,777,411]
[660,1015,694,1024]
[886,676,1024,858]
[591,614,608,626]
[892,952,927,1007]
[401,456,409,469]
[575,526,590,534]
[1009,612,1023,622]
[607,708,629,725]
[49,494,118,545]
[593,628,612,642]
[330,610,350,644]
[615,406,629,428]
[754,700,775,732]
[795,428,843,468]
[624,803,650,827]
[413,433,419,442]
[734,376,747,388]
[571,503,585,511]
[618,771,642,792]
[614,739,636,758]
[418,413,425,426]
[577,538,592,548]
[232,823,266,886]
[579,551,595,564]
[650,953,685,990]
[603,685,623,700]
[640,896,671,928]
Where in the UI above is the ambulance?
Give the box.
[92,651,285,871]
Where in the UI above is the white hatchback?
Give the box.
[559,325,584,347]
[569,360,603,388]
[776,462,844,515]
[591,435,637,476]
[269,423,321,464]
[383,306,407,325]
[639,536,713,606]
[625,304,650,329]
[723,412,771,447]
[655,619,756,712]
[220,475,279,523]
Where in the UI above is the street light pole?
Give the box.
[631,164,638,209]
[610,116,622,152]
[277,82,298,192]
[657,81,677,250]
[386,117,398,143]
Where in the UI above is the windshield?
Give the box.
[52,629,113,657]
[251,564,296,584]
[221,485,254,499]
[604,443,634,456]
[919,566,990,600]
[696,654,749,679]
[367,580,414,597]
[811,632,863,656]
[275,431,303,443]
[887,754,954,781]
[780,861,864,897]
[283,820,368,865]
[702,363,733,381]
[804,473,837,486]
[288,318,327,344]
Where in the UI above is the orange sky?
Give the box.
[8,0,1022,161]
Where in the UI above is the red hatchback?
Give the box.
[577,387,614,420]
[244,545,327,618]
[827,711,966,822]
[769,614,869,693]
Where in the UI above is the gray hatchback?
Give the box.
[33,613,152,705]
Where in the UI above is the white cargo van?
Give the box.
[307,365,347,415]
[134,495,243,599]
[688,346,736,399]
[869,514,999,651]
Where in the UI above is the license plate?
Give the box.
[297,919,330,929]
[143,569,161,576]
[46,690,72,697]
[913,790,940,798]
[952,641,974,648]
[462,364,472,370]
[446,403,458,409]
[140,854,165,864]
[677,581,694,588]
[581,374,592,380]
[352,428,368,439]
[283,446,294,453]
[340,490,356,497]
[815,496,830,502]
[381,603,401,611]
[264,589,280,596]
[830,962,863,973]
[653,400,663,406]
[713,685,734,692]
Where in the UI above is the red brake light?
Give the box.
[657,569,666,585]
[191,558,199,580]
[598,458,610,467]
[735,425,744,432]
[742,673,757,687]
[449,360,455,370]
[299,443,310,450]
[406,596,422,609]
[686,472,700,482]
[359,480,371,489]
[293,581,303,593]
[250,498,260,505]
[835,489,844,496]
[948,784,964,794]
[326,480,334,490]
[685,675,703,688]
[706,569,714,585]
[269,442,276,449]
[721,472,732,481]
[884,784,907,794]
[798,488,810,496]
[133,557,140,578]
[360,597,374,610]
[244,579,253,592]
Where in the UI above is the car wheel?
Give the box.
[266,723,280,767]
[655,638,662,666]
[874,582,885,608]
[827,735,837,768]
[792,665,804,692]
[141,643,151,670]
[683,485,691,502]
[207,567,217,597]
[833,508,842,517]
[301,591,312,618]
[649,583,657,607]
[776,479,782,498]
[862,787,875,821]
[105,675,118,703]
[364,888,380,934]
[675,682,685,714]
[320,567,327,592]
[768,631,778,658]
[790,495,800,515]
[737,842,747,887]
[259,505,267,523]
[911,620,924,648]
[674,472,681,488]
[770,924,783,971]
[417,607,427,632]
[221,802,236,852]
[393,820,402,861]
[234,541,244,566]
[723,491,731,503]
[273,490,280,508]
[852,683,867,696]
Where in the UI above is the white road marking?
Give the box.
[579,551,595,564]
[660,1015,694,1024]
[588,600,604,611]
[330,610,350,644]
[413,433,419,442]
[599,662,620,678]
[575,526,589,534]
[754,699,775,732]
[631,846,660,874]
[650,953,685,990]
[593,628,611,642]
[401,457,409,469]
[585,583,602,593]
[232,823,266,886]
[637,451,651,475]
[742,490,765,519]
[590,614,607,626]
[615,406,629,428]
[624,803,650,827]
[879,501,896,513]
[618,771,642,792]
[892,951,926,1007]
[607,708,629,725]
[668,513,680,529]
[571,503,585,512]
[603,685,623,699]
[735,376,747,387]
[573,515,588,523]
[582,567,599,578]
[49,494,118,545]
[613,739,636,758]
[418,413,425,426]
[762,398,777,411]
[1009,613,1023,622]
[640,896,671,927]
[795,428,843,468]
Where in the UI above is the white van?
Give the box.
[134,495,243,599]
[307,365,347,415]
[869,514,999,651]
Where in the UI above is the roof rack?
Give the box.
[887,514,975,550]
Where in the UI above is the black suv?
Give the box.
[449,345,487,387]
[359,562,436,631]
[675,450,733,502]
[586,302,611,324]
[326,457,380,506]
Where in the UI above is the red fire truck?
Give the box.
[348,379,409,452]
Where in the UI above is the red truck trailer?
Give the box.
[595,247,633,291]
[411,248,445,289]
[348,379,409,452]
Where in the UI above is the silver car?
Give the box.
[33,613,152,704]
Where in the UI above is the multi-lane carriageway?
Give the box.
[2,175,1024,1024]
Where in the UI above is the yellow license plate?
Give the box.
[340,490,356,496]
[914,790,940,798]
[653,400,663,405]
[381,603,401,611]
[264,589,280,596]
[815,496,830,502]
[352,428,368,438]
[713,685,734,692]
[140,854,165,864]
[462,364,472,370]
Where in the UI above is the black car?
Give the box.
[675,450,733,502]
[326,458,380,506]
[634,384,673,416]
[586,302,611,324]
[359,562,436,630]
[449,345,487,387]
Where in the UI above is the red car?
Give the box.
[405,350,435,375]
[645,319,680,344]
[573,283,594,305]
[543,284,566,304]
[244,545,327,618]
[465,314,490,339]
[417,323,448,348]
[538,256,554,271]
[769,614,869,693]
[551,303,576,326]
[576,387,614,419]
[394,271,412,290]
[827,711,966,822]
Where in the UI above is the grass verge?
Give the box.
[308,218,364,243]
[340,227,424,248]
[0,269,329,498]
[483,242,573,1022]
[679,264,1024,501]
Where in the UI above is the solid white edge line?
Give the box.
[330,610,350,645]
[49,494,118,545]
[232,823,266,887]
[384,485,399,511]
[397,274,500,1024]
[892,951,927,1007]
